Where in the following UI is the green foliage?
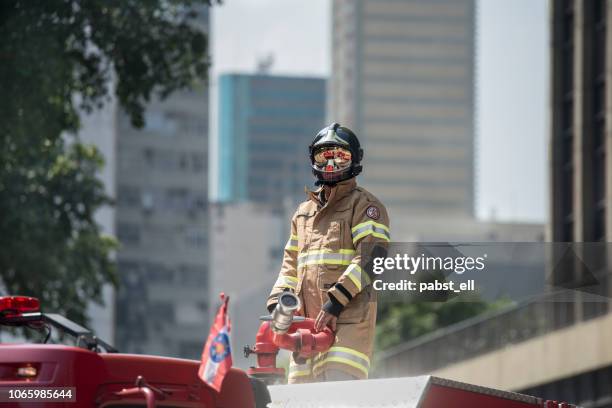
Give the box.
[0,140,118,325]
[376,294,512,352]
[0,0,212,326]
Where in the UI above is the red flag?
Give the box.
[198,293,232,392]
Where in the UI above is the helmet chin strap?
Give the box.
[315,179,333,186]
[314,175,355,186]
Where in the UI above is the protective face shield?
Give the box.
[311,146,353,184]
[309,123,363,185]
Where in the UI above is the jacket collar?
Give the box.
[306,177,357,208]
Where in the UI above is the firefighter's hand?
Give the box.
[315,310,337,332]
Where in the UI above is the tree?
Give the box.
[0,0,214,326]
[374,267,511,351]
[375,293,512,352]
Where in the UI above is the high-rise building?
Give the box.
[549,0,611,321]
[377,2,612,405]
[78,88,118,344]
[114,7,210,359]
[549,0,611,244]
[215,74,326,208]
[329,0,475,215]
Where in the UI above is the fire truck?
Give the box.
[0,294,579,407]
[0,295,270,407]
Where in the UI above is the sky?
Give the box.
[211,0,549,223]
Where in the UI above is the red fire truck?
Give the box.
[0,295,270,407]
[0,294,579,408]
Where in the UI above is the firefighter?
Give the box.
[267,122,390,383]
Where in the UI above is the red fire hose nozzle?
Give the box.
[245,292,335,383]
[271,318,335,359]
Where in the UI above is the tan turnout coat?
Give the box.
[267,178,390,382]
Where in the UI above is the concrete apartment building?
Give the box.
[114,7,211,359]
[329,0,475,214]
[378,1,612,406]
[215,73,326,208]
[208,202,287,369]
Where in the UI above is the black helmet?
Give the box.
[309,123,363,185]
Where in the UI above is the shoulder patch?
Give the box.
[366,205,380,220]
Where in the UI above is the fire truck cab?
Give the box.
[0,296,270,408]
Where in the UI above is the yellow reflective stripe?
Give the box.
[289,369,311,378]
[300,258,352,267]
[297,249,356,269]
[352,221,391,244]
[347,273,361,291]
[330,346,370,363]
[275,275,298,289]
[351,220,389,233]
[371,231,391,241]
[313,357,369,377]
[353,229,391,244]
[285,235,299,251]
[343,264,371,291]
[312,346,370,377]
[298,249,356,258]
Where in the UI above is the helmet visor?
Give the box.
[313,146,352,172]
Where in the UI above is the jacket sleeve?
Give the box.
[266,214,299,312]
[325,198,390,316]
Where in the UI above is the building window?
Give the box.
[142,148,206,173]
[192,153,206,172]
[177,265,207,287]
[149,301,175,322]
[117,185,141,208]
[143,111,178,135]
[184,227,207,249]
[117,223,141,245]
